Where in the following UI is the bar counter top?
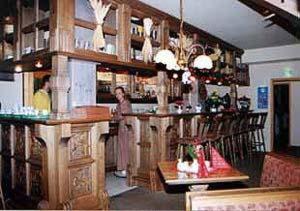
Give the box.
[0,115,111,125]
[123,110,236,118]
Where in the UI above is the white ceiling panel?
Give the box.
[140,0,299,49]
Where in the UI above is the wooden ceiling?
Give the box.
[238,0,300,39]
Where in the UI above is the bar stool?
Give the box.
[209,115,230,158]
[221,114,237,164]
[202,115,224,160]
[248,113,260,153]
[230,114,244,163]
[255,112,268,152]
[173,114,220,161]
[235,113,251,160]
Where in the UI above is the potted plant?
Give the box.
[206,91,222,112]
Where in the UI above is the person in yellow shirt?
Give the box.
[33,75,51,113]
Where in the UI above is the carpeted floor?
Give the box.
[109,152,265,210]
[106,172,137,197]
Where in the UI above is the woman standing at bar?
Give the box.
[114,86,132,177]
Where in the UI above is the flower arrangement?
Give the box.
[206,91,222,111]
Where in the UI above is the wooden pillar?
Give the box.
[23,72,34,106]
[160,20,169,49]
[117,4,131,62]
[230,51,238,110]
[51,55,70,118]
[50,0,74,52]
[14,0,21,61]
[111,72,116,94]
[191,79,199,109]
[156,71,168,114]
[129,74,135,95]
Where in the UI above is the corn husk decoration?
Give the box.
[209,43,222,61]
[89,0,111,51]
[142,18,153,63]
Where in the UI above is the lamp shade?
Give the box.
[193,55,213,69]
[154,49,179,71]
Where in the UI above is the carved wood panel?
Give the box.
[182,117,193,138]
[30,164,43,199]
[1,156,12,192]
[15,161,26,194]
[15,125,26,159]
[30,136,44,162]
[69,130,91,161]
[169,118,180,161]
[1,124,11,155]
[69,166,92,198]
[138,119,151,175]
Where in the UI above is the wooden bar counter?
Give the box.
[0,115,110,210]
[123,111,227,191]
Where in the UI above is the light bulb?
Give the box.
[15,65,22,72]
[35,61,43,68]
[190,76,196,82]
[217,81,222,86]
[194,55,213,69]
[205,79,210,84]
[173,73,178,79]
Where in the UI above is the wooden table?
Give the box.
[158,161,249,185]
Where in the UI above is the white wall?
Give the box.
[242,44,300,64]
[290,82,300,146]
[69,59,96,108]
[240,44,300,151]
[206,85,230,97]
[0,74,23,109]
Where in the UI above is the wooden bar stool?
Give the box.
[231,115,243,163]
[255,112,268,152]
[235,114,247,160]
[203,115,224,160]
[222,114,237,164]
[248,113,260,153]
[240,114,251,158]
[208,115,230,158]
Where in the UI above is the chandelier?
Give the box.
[154,0,213,72]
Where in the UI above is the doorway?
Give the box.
[272,83,289,152]
[271,78,300,157]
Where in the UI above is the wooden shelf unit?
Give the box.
[1,0,245,83]
[21,18,49,34]
[74,18,118,36]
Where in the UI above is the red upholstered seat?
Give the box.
[260,153,300,187]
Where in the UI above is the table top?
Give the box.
[158,161,249,185]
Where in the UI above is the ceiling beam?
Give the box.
[238,0,300,39]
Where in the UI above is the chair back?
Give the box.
[248,113,259,129]
[257,112,268,129]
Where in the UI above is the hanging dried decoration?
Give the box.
[141,18,153,63]
[89,0,111,51]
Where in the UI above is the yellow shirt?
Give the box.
[33,89,51,112]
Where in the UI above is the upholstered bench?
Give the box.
[260,153,300,187]
[185,153,300,211]
[186,187,300,211]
